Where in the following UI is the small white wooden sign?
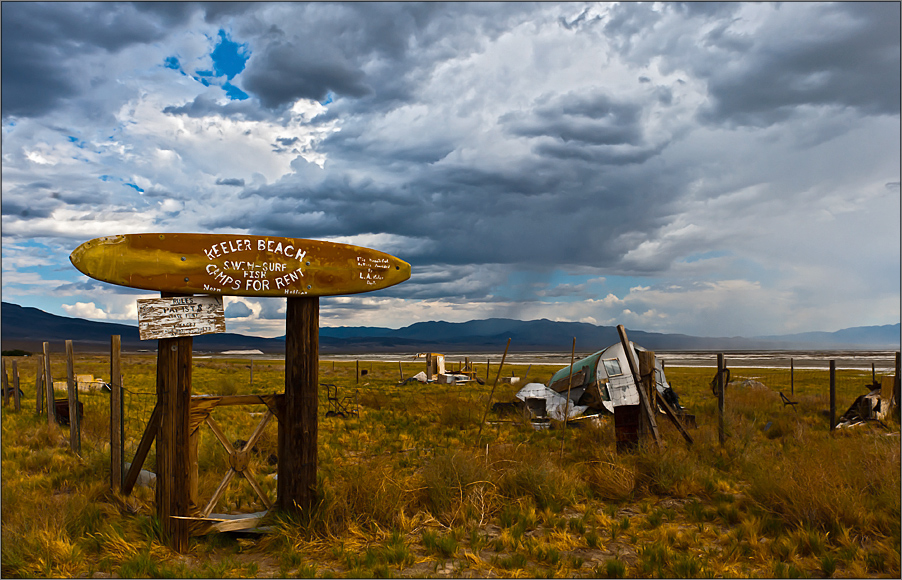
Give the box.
[137,296,226,341]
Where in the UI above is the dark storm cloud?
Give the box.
[503,93,644,146]
[162,95,273,121]
[243,41,372,108]
[237,2,537,111]
[700,4,901,126]
[1,2,191,118]
[216,178,246,187]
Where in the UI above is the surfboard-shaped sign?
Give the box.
[69,233,411,297]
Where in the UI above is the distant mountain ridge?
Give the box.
[2,301,898,354]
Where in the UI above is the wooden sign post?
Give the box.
[70,233,410,550]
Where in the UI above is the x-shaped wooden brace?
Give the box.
[200,410,274,518]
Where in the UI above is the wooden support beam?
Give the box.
[123,402,162,495]
[155,334,193,552]
[658,393,694,445]
[278,296,319,514]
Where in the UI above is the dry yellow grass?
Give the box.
[1,352,899,578]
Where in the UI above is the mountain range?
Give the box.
[1,301,899,354]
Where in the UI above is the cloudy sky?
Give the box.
[2,2,899,339]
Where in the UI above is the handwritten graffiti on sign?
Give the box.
[69,234,411,297]
[137,295,226,341]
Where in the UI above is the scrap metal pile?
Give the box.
[495,339,692,434]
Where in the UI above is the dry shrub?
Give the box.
[583,452,636,501]
[632,443,706,498]
[498,453,583,511]
[316,456,419,535]
[420,450,493,525]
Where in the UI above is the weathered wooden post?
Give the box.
[69,233,410,545]
[111,335,123,491]
[717,353,726,445]
[637,350,657,443]
[617,325,660,448]
[13,361,21,411]
[829,359,836,432]
[278,296,319,513]
[65,340,81,454]
[156,332,193,550]
[43,342,55,425]
[790,357,794,396]
[1,358,8,407]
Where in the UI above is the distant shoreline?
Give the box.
[190,349,900,372]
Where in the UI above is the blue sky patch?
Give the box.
[212,29,250,80]
[223,82,249,101]
[124,183,145,193]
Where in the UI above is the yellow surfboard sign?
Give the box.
[70,233,411,297]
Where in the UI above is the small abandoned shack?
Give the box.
[507,341,685,421]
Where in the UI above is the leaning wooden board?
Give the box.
[70,233,411,297]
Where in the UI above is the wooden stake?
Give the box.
[559,337,576,459]
[111,335,123,491]
[477,338,511,442]
[43,342,55,425]
[718,353,725,445]
[13,361,21,412]
[66,340,81,454]
[829,360,836,432]
[398,361,403,381]
[278,296,319,514]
